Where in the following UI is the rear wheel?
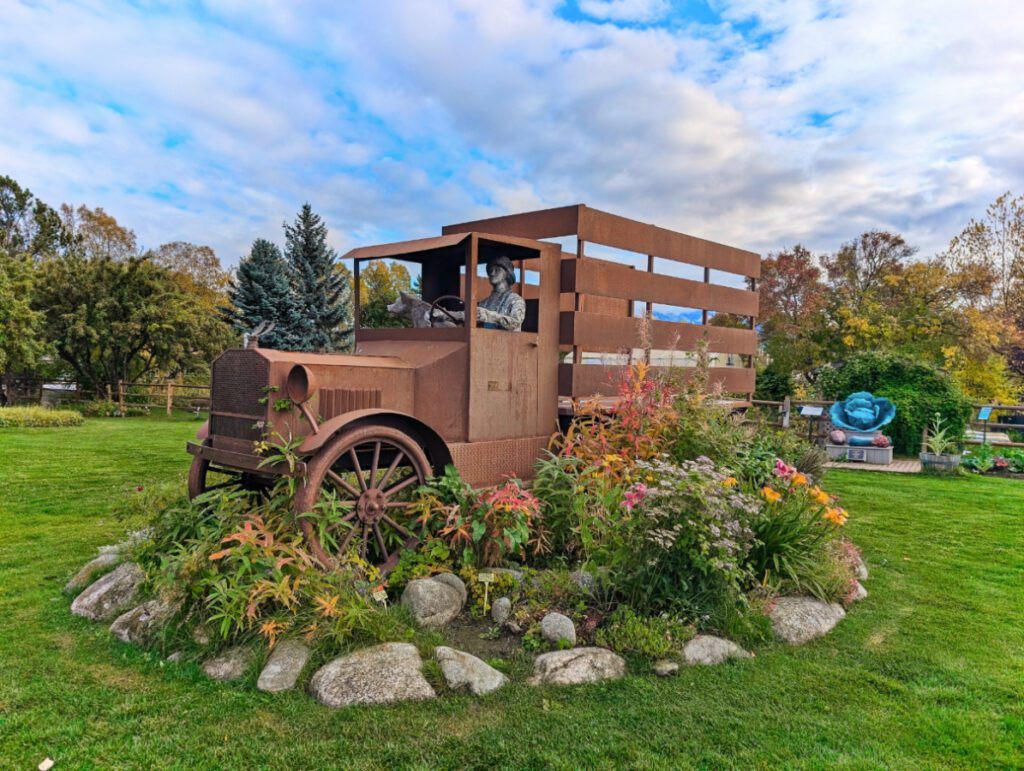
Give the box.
[293,425,432,572]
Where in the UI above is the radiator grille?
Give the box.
[319,388,381,419]
[210,349,268,441]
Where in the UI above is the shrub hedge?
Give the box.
[817,351,972,454]
[0,406,85,427]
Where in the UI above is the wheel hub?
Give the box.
[356,488,387,524]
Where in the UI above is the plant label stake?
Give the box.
[372,586,388,608]
[477,571,495,612]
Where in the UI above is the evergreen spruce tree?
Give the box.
[224,238,304,349]
[283,203,353,351]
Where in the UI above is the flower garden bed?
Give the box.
[64,365,869,708]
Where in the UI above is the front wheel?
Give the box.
[293,425,433,572]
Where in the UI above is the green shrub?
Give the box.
[73,399,150,417]
[754,363,794,401]
[667,377,749,465]
[817,351,972,454]
[0,406,84,427]
[412,466,544,567]
[594,605,693,659]
[598,456,758,615]
[733,427,827,488]
[135,484,417,654]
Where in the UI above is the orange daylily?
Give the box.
[761,486,782,503]
[809,486,830,506]
[791,472,808,486]
[824,506,848,526]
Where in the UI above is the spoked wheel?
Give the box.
[187,456,274,499]
[293,425,432,573]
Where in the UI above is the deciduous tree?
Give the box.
[357,259,412,328]
[33,254,228,395]
[60,204,138,260]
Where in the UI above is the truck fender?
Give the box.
[298,409,453,474]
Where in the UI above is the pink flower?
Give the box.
[622,483,648,511]
[773,459,796,479]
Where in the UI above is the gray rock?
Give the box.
[70,562,145,621]
[854,556,869,581]
[491,597,512,625]
[167,651,184,664]
[848,581,868,603]
[682,635,753,666]
[568,570,596,593]
[191,624,213,646]
[202,646,255,681]
[99,528,153,556]
[540,612,576,647]
[490,567,524,583]
[529,647,626,686]
[109,598,179,645]
[64,552,122,594]
[653,659,679,677]
[257,639,311,693]
[309,642,435,708]
[401,575,466,628]
[431,572,467,606]
[770,596,846,645]
[435,646,508,696]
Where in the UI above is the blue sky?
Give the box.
[2,0,1023,267]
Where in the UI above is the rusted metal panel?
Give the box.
[187,440,305,476]
[442,205,582,240]
[559,363,755,397]
[560,311,758,355]
[343,233,470,261]
[578,207,761,279]
[319,388,382,420]
[565,257,759,317]
[353,339,468,441]
[443,204,760,278]
[467,329,539,442]
[448,435,552,486]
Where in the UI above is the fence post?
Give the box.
[781,395,791,428]
[106,383,113,402]
[166,382,174,416]
[117,380,126,416]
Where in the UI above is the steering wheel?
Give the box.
[429,295,466,327]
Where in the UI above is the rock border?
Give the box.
[66,552,869,709]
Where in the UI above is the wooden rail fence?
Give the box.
[5,378,211,416]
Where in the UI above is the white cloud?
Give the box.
[0,0,1023,268]
[578,0,671,23]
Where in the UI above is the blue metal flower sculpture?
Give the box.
[829,391,896,432]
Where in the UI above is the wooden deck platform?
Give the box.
[826,458,921,474]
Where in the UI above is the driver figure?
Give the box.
[476,256,525,331]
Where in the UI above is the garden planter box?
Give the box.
[920,452,961,472]
[826,444,893,465]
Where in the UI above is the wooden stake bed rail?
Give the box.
[445,203,760,399]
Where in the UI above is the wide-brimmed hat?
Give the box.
[486,255,517,285]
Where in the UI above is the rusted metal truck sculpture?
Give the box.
[187,205,760,570]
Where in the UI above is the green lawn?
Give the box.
[1,417,1022,769]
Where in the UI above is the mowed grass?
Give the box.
[1,418,1022,769]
